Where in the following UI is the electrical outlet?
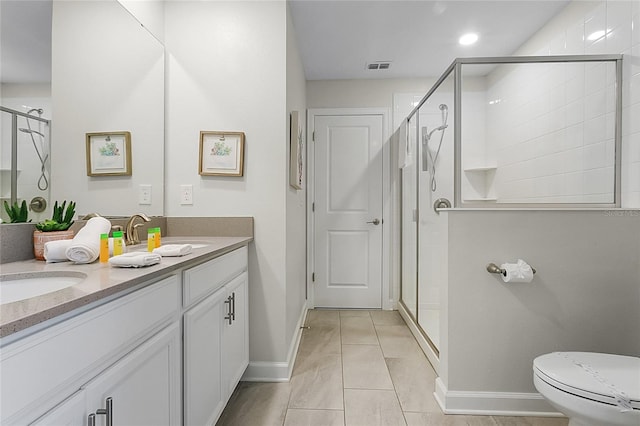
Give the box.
[180,184,193,205]
[139,184,152,205]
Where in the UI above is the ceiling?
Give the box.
[0,0,570,84]
[289,0,570,80]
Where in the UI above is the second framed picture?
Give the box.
[199,131,245,176]
[86,131,132,176]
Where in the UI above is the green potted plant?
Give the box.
[3,200,31,223]
[33,200,76,260]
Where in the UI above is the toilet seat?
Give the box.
[533,352,640,411]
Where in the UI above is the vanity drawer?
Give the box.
[0,275,179,424]
[183,246,247,307]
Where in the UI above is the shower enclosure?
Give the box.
[0,106,51,222]
[399,54,622,370]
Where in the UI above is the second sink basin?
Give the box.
[0,271,87,305]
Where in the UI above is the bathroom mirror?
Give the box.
[0,0,165,219]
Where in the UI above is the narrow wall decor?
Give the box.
[290,111,303,189]
[199,131,245,176]
[86,131,132,176]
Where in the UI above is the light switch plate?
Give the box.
[180,185,193,205]
[139,184,152,205]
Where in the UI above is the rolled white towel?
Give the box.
[65,217,112,264]
[108,252,161,268]
[153,244,192,257]
[44,239,73,263]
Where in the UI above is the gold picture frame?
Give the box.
[86,131,132,176]
[199,131,245,176]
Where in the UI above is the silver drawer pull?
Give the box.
[224,296,233,325]
[230,292,236,321]
[95,397,113,426]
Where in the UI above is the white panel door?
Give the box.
[314,114,384,308]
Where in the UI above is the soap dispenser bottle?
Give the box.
[147,228,156,252]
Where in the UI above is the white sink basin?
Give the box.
[0,271,87,304]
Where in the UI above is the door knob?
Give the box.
[366,218,381,225]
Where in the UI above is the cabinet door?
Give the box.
[183,287,227,426]
[31,390,86,426]
[222,272,249,398]
[84,323,181,426]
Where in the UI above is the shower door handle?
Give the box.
[366,219,381,225]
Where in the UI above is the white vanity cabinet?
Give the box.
[1,275,181,425]
[33,322,181,426]
[1,242,250,426]
[83,322,181,425]
[183,247,249,426]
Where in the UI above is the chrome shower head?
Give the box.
[19,128,45,137]
[26,108,44,116]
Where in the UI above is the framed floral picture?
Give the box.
[290,111,303,189]
[86,131,132,176]
[199,131,245,176]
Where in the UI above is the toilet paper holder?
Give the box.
[486,262,536,276]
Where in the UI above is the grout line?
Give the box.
[339,310,347,426]
[373,315,410,426]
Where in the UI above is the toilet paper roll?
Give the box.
[500,259,534,283]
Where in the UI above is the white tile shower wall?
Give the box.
[486,60,616,203]
[496,0,640,207]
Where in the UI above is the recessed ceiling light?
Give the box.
[459,33,478,46]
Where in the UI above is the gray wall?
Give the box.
[446,210,640,393]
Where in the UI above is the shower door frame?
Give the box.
[399,54,623,371]
[405,54,623,210]
[451,54,623,209]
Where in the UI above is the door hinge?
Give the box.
[312,131,315,141]
[312,272,315,282]
[312,202,315,212]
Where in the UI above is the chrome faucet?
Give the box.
[125,213,151,245]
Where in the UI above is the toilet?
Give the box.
[533,352,640,426]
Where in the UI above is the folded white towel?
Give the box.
[44,239,73,263]
[65,217,112,264]
[153,244,192,257]
[108,252,161,268]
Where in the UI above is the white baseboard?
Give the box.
[241,305,308,382]
[398,302,440,374]
[435,378,565,417]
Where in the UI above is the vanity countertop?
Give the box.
[0,236,252,339]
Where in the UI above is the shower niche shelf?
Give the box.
[463,165,496,172]
[462,165,497,202]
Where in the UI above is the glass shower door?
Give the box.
[400,114,418,319]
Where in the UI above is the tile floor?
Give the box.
[216,310,569,426]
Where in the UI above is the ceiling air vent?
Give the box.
[367,61,392,70]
